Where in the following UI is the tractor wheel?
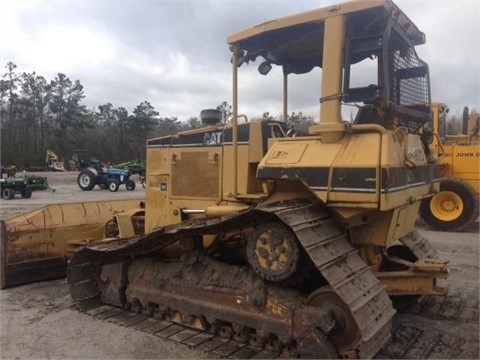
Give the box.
[126,179,136,191]
[1,187,15,199]
[420,177,479,232]
[109,180,120,192]
[77,170,96,191]
[21,188,32,198]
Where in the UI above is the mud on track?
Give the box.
[0,172,479,359]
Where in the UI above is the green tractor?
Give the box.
[0,177,32,199]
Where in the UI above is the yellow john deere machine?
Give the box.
[419,103,479,231]
[1,0,448,358]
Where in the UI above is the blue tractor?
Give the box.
[77,166,136,192]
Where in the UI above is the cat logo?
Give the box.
[204,131,223,145]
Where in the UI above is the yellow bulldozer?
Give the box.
[419,103,479,231]
[1,1,449,358]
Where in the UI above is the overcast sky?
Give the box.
[1,0,479,123]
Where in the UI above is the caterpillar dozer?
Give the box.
[419,103,479,231]
[1,0,448,358]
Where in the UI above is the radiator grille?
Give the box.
[171,151,220,199]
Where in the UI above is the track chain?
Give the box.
[261,199,396,358]
[399,230,438,259]
[69,197,397,358]
[85,304,280,359]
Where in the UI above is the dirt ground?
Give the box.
[0,171,478,359]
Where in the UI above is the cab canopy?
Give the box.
[228,0,430,128]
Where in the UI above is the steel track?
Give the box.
[84,304,280,359]
[259,199,396,358]
[67,198,425,359]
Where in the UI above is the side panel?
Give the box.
[145,144,178,232]
[257,136,342,204]
[145,136,224,232]
[257,133,382,206]
[0,199,143,288]
[145,120,280,232]
[379,132,440,211]
[329,133,381,205]
[448,142,480,194]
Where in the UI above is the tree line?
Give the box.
[0,62,200,170]
[1,62,317,170]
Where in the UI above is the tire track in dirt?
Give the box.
[408,293,479,323]
[376,292,479,359]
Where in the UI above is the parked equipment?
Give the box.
[1,1,448,358]
[24,175,56,192]
[0,164,17,178]
[113,159,146,187]
[0,177,32,199]
[77,166,136,192]
[71,150,102,171]
[46,150,65,171]
[419,103,479,231]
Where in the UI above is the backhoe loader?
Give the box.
[1,1,448,358]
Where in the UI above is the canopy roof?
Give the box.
[227,0,425,75]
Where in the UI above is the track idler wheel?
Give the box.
[246,221,300,283]
[306,286,361,357]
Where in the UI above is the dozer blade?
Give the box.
[0,199,143,289]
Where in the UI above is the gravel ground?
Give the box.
[0,171,145,219]
[0,171,478,359]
